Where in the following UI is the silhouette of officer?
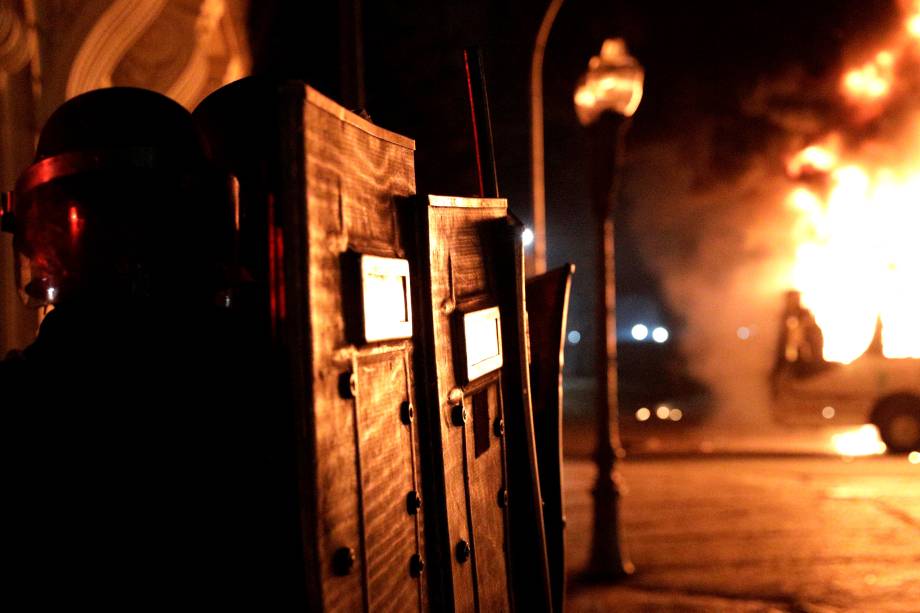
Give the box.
[0,87,276,607]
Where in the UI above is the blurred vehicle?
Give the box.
[772,291,920,453]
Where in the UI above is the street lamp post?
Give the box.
[530,0,566,275]
[574,38,643,581]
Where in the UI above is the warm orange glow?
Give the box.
[842,59,892,101]
[831,425,887,456]
[574,38,643,124]
[788,162,920,362]
[574,88,597,110]
[785,4,920,363]
[908,14,920,38]
[876,50,895,66]
[786,144,838,176]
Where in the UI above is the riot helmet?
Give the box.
[7,87,230,307]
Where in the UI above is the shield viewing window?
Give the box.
[458,305,503,383]
[360,254,413,343]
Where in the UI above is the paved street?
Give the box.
[563,454,920,612]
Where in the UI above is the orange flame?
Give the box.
[838,0,920,107]
[909,15,920,38]
[785,4,920,363]
[908,0,920,38]
[788,156,920,362]
[786,144,838,177]
[842,53,894,101]
[831,425,887,456]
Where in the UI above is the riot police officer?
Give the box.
[0,87,268,607]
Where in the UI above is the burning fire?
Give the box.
[786,143,838,176]
[842,51,894,102]
[786,3,920,363]
[831,425,887,457]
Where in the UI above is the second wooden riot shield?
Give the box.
[405,195,552,612]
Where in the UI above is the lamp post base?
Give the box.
[584,456,634,581]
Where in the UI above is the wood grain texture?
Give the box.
[298,83,421,612]
[195,79,423,611]
[356,350,423,612]
[411,196,513,613]
[464,379,511,613]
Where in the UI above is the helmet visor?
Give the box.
[14,177,93,306]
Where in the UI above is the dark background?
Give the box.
[246,0,902,419]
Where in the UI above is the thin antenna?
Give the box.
[463,47,500,198]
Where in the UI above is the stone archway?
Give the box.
[0,0,251,355]
[63,0,249,110]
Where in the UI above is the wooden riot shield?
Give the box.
[195,78,427,612]
[405,195,553,613]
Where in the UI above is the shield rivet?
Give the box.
[406,491,422,515]
[410,553,425,577]
[455,539,471,563]
[451,404,468,427]
[332,546,356,576]
[400,401,415,425]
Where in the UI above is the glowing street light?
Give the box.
[577,37,643,581]
[574,39,644,125]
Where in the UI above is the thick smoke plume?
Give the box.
[624,6,920,429]
[625,133,799,429]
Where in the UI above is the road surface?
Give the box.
[564,454,920,612]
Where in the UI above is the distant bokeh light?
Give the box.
[631,323,649,341]
[522,227,535,247]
